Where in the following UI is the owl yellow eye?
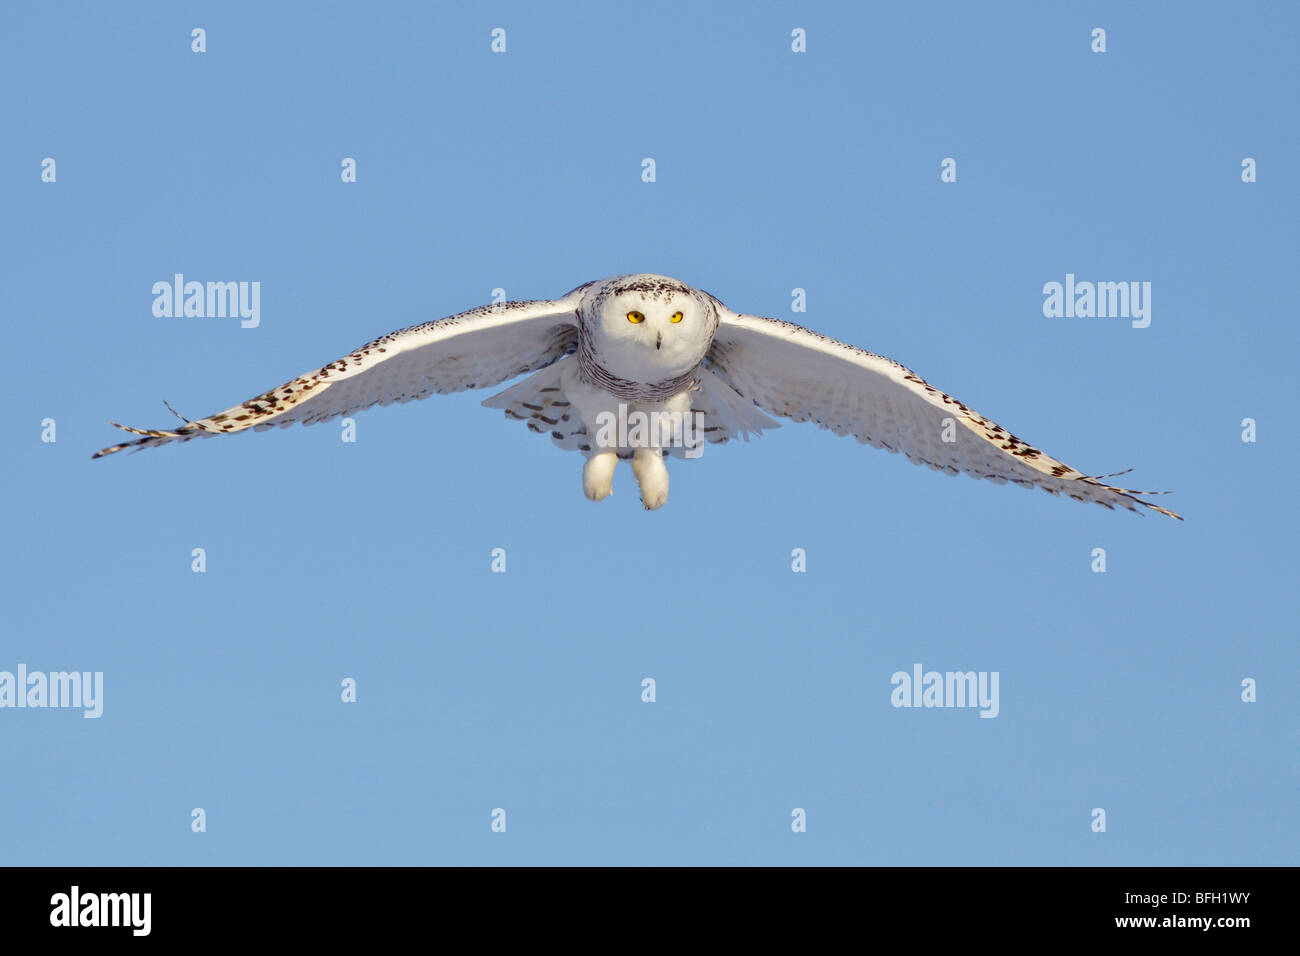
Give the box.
[627,310,645,324]
[670,311,683,324]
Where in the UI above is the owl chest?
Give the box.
[576,334,702,400]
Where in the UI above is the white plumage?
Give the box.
[95,273,1180,518]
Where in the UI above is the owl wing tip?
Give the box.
[1149,502,1184,521]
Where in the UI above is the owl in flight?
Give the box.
[94,273,1180,519]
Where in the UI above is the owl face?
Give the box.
[586,276,716,383]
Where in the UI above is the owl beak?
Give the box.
[656,332,662,350]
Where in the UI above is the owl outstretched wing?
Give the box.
[705,310,1181,519]
[93,294,584,458]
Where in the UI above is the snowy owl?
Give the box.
[94,273,1180,518]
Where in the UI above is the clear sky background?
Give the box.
[1,1,1295,865]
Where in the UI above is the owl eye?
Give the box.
[626,310,645,324]
[670,311,683,324]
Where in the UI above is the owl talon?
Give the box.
[583,450,617,501]
[632,447,669,510]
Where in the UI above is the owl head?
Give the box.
[585,274,718,382]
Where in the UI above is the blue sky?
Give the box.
[1,1,1295,865]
